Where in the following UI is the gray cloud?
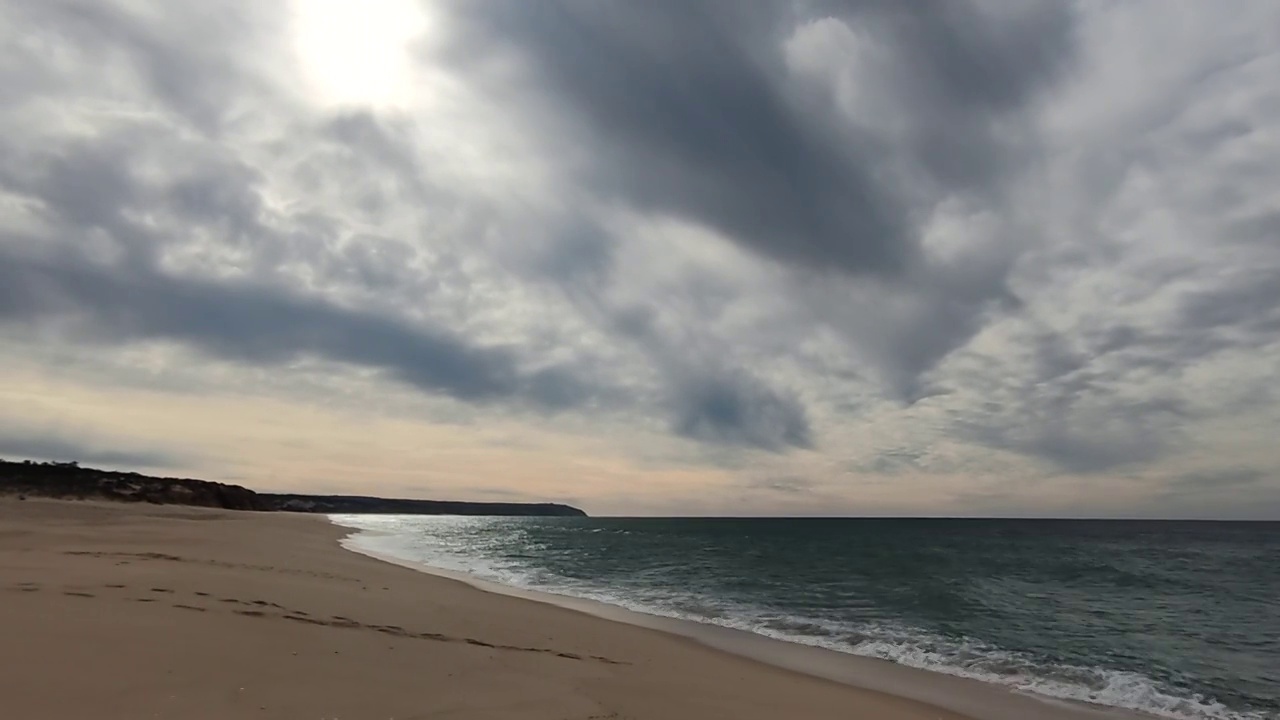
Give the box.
[2,0,1279,510]
[1143,469,1280,520]
[3,1,280,131]
[0,251,591,410]
[671,370,811,451]
[1175,268,1280,339]
[440,0,907,277]
[945,320,1196,473]
[441,1,1070,277]
[594,299,813,452]
[964,418,1172,476]
[850,447,930,475]
[0,427,180,469]
[1169,468,1268,494]
[0,31,605,415]
[944,259,1279,473]
[0,48,804,449]
[746,476,814,495]
[418,0,1086,447]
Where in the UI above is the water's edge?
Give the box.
[331,520,1144,720]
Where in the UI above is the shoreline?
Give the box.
[334,520,1148,720]
[0,498,980,719]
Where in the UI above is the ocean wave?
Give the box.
[330,517,1267,720]
[842,638,1259,720]
[656,609,1263,720]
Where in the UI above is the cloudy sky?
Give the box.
[2,0,1278,517]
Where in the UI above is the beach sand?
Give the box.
[0,499,1123,720]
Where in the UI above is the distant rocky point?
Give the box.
[0,459,587,517]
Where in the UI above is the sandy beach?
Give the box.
[1,499,1137,720]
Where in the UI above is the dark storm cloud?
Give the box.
[813,0,1075,193]
[596,299,813,452]
[808,251,1022,401]
[0,136,159,267]
[0,252,591,410]
[435,0,1077,409]
[0,428,179,469]
[440,0,906,276]
[427,0,1079,447]
[439,0,1072,277]
[1175,268,1280,339]
[671,370,812,451]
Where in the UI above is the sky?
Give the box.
[1,0,1278,518]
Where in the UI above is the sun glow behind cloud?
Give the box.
[290,0,426,109]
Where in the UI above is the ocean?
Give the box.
[330,515,1280,720]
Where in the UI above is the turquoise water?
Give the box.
[331,516,1280,720]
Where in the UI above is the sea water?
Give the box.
[330,515,1280,720]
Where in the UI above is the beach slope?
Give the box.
[0,498,966,720]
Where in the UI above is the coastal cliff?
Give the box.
[0,459,587,517]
